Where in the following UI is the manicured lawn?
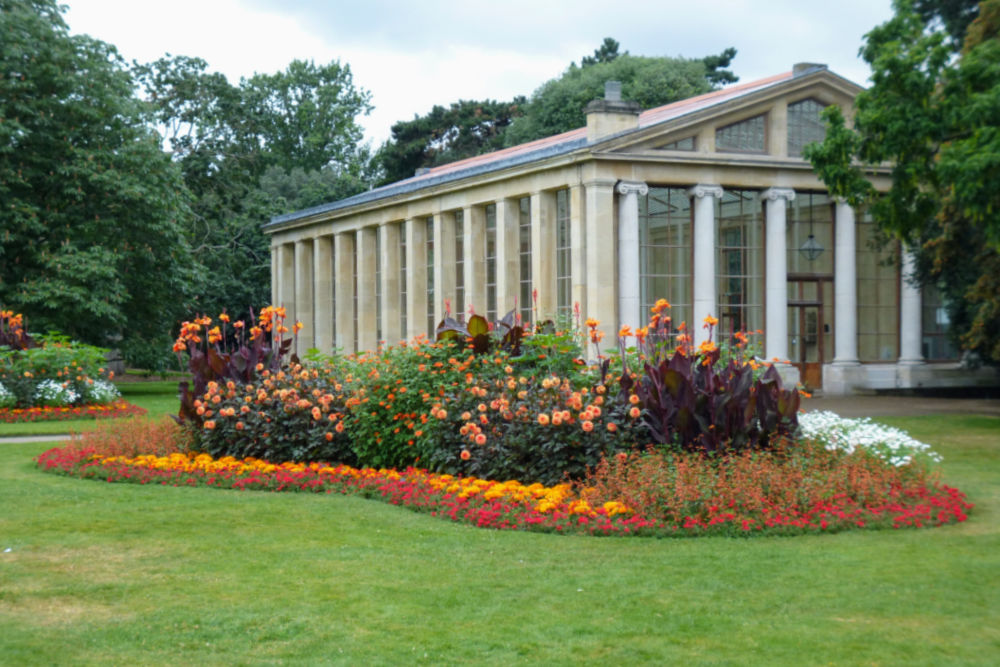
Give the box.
[0,381,180,437]
[1,415,997,664]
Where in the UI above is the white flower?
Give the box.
[83,379,120,404]
[799,410,942,466]
[32,379,80,407]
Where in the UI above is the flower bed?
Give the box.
[1,399,146,423]
[35,432,972,537]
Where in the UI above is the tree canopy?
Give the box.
[805,0,1000,361]
[374,40,738,185]
[503,46,738,146]
[375,98,526,184]
[133,54,374,322]
[1,0,375,369]
[0,0,198,350]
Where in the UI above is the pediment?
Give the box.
[595,69,861,161]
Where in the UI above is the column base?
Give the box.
[770,362,800,390]
[897,358,926,366]
[823,362,864,396]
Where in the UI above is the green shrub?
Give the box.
[188,366,356,466]
[0,326,115,407]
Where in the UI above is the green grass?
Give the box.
[1,415,997,665]
[0,381,180,437]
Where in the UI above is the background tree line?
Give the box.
[3,0,996,367]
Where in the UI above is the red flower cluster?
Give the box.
[0,399,146,423]
[34,445,973,537]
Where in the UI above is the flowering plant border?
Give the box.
[35,445,972,537]
[1,399,146,423]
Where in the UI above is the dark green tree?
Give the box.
[580,37,624,66]
[375,98,526,184]
[0,0,199,353]
[133,55,373,319]
[804,0,1000,361]
[503,47,739,146]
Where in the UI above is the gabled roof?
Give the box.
[267,66,850,228]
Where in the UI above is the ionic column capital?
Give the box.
[616,180,649,197]
[687,183,723,199]
[762,187,796,203]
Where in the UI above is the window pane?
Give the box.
[640,187,691,333]
[787,99,827,157]
[555,189,571,319]
[715,115,765,153]
[716,190,763,338]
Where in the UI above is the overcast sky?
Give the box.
[63,0,895,148]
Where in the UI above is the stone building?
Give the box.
[264,63,995,395]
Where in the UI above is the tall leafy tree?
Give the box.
[375,98,526,184]
[375,40,738,183]
[0,0,199,352]
[133,56,374,319]
[805,0,1000,361]
[503,45,739,146]
[580,37,624,66]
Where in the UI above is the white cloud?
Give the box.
[62,0,894,146]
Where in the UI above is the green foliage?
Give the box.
[375,40,738,183]
[503,48,738,146]
[133,55,373,320]
[375,98,526,184]
[0,0,199,349]
[0,332,114,407]
[805,0,1000,362]
[192,365,356,467]
[580,37,624,66]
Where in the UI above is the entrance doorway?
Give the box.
[787,275,833,390]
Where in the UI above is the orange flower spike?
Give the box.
[618,324,633,339]
[703,315,719,329]
[585,317,600,329]
[219,313,230,323]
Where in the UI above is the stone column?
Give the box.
[569,184,587,322]
[616,180,648,334]
[530,191,557,320]
[270,246,279,307]
[293,240,314,352]
[585,178,617,348]
[313,235,334,353]
[278,243,296,327]
[355,226,378,353]
[689,184,723,345]
[763,187,795,362]
[833,199,859,364]
[494,197,520,317]
[405,217,428,340]
[334,232,355,354]
[898,248,924,365]
[462,206,486,318]
[379,222,402,345]
[433,211,457,324]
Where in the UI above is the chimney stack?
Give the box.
[585,81,640,142]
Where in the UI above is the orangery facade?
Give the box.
[264,64,995,395]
